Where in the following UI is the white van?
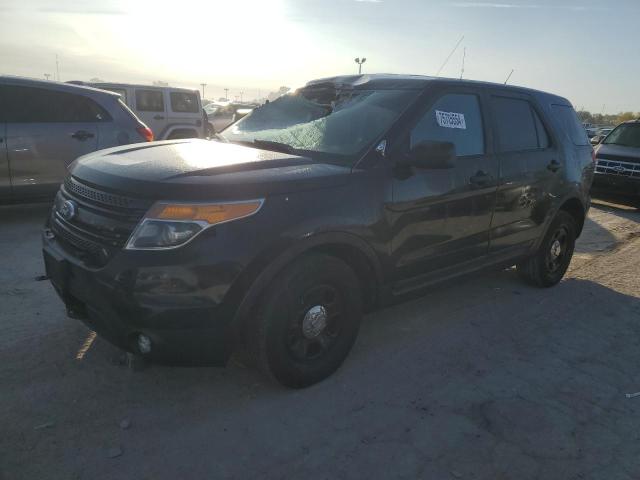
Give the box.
[85,83,207,140]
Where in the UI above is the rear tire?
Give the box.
[246,254,362,388]
[517,210,576,288]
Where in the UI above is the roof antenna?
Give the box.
[460,47,466,80]
[504,69,514,85]
[436,35,464,77]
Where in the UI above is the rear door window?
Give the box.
[491,96,541,152]
[551,104,590,146]
[3,85,111,123]
[410,93,485,157]
[533,109,550,148]
[170,91,199,113]
[135,89,164,112]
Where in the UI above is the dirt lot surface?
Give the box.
[1,200,639,480]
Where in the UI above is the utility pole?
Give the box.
[354,57,367,74]
[224,88,229,101]
[460,47,466,80]
[239,91,244,103]
[200,83,207,99]
[504,69,514,85]
[44,73,51,80]
[55,54,60,81]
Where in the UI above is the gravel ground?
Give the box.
[1,200,639,480]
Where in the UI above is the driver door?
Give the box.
[388,88,498,288]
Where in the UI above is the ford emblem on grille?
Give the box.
[60,200,78,221]
[612,165,626,173]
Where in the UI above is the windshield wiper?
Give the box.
[250,139,296,154]
[211,132,228,142]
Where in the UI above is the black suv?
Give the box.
[43,75,594,388]
[591,119,640,207]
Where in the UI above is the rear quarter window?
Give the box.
[170,91,200,113]
[551,104,590,146]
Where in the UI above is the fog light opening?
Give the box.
[137,334,152,354]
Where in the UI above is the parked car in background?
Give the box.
[0,76,153,202]
[71,82,206,140]
[43,74,594,387]
[205,102,256,132]
[590,127,613,145]
[592,119,640,207]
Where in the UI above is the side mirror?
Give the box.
[404,140,456,169]
[590,135,602,146]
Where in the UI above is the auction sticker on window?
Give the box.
[435,110,466,129]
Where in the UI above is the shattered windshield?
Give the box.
[219,87,419,163]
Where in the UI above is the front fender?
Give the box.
[224,230,383,344]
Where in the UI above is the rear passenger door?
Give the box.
[5,85,100,198]
[134,88,166,138]
[488,92,560,254]
[166,90,203,138]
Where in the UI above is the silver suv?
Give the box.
[83,83,206,140]
[0,76,153,202]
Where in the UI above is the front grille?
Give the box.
[64,176,146,210]
[51,176,152,265]
[596,153,640,164]
[51,218,104,256]
[595,158,640,179]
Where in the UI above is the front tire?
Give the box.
[517,210,577,288]
[246,254,363,388]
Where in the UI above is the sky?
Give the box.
[0,0,638,112]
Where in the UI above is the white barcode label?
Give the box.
[435,110,466,129]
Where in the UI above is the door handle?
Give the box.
[547,159,561,172]
[153,115,165,120]
[469,170,492,186]
[70,130,94,141]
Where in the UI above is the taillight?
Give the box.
[136,126,154,142]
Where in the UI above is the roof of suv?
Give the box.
[83,82,199,94]
[305,74,569,104]
[0,75,120,97]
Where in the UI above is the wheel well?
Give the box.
[308,243,379,312]
[559,198,586,236]
[166,128,198,140]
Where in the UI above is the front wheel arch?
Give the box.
[228,232,383,347]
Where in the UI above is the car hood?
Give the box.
[70,140,352,200]
[595,143,640,161]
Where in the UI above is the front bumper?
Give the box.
[42,231,236,365]
[592,173,640,200]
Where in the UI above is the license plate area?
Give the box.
[44,250,70,292]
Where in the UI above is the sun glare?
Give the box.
[62,0,310,86]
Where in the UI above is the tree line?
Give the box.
[577,110,639,126]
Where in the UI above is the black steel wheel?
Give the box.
[246,254,362,388]
[517,210,577,288]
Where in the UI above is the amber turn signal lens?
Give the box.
[149,201,262,225]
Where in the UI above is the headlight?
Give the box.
[126,199,264,250]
